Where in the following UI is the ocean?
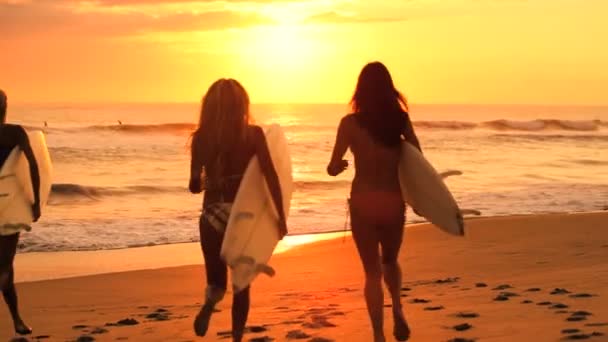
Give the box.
[7,103,608,253]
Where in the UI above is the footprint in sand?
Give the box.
[302,315,337,329]
[562,332,605,340]
[425,306,445,311]
[570,293,595,299]
[34,336,51,340]
[75,336,95,342]
[249,337,274,342]
[492,284,513,291]
[106,318,139,327]
[537,301,553,306]
[493,295,510,302]
[562,329,582,334]
[453,312,480,319]
[435,277,460,284]
[409,298,431,304]
[286,330,312,339]
[551,288,571,295]
[453,323,473,332]
[526,288,542,292]
[551,303,570,309]
[475,283,488,288]
[585,323,608,327]
[401,287,412,292]
[146,308,171,321]
[308,338,335,342]
[521,300,534,304]
[217,326,269,338]
[566,314,596,323]
[72,325,89,330]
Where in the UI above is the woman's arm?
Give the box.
[403,113,422,152]
[253,126,287,239]
[189,132,204,194]
[16,127,41,221]
[327,116,350,176]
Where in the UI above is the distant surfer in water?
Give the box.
[188,79,287,342]
[0,89,40,336]
[327,62,422,342]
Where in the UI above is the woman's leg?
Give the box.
[350,203,385,342]
[0,233,32,335]
[378,206,409,341]
[194,218,228,336]
[231,286,250,342]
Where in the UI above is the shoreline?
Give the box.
[14,210,607,283]
[14,231,350,283]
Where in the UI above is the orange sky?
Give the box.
[1,0,607,105]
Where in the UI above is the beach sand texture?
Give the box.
[1,212,607,341]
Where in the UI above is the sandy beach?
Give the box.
[1,212,607,342]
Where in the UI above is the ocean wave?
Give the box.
[490,133,608,142]
[294,180,351,190]
[50,183,184,201]
[37,119,608,135]
[86,123,196,134]
[49,180,351,201]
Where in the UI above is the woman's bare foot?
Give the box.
[374,332,387,342]
[393,310,411,341]
[14,318,32,335]
[193,303,215,337]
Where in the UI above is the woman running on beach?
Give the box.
[327,62,422,342]
[0,89,41,336]
[189,79,287,342]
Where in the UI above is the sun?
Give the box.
[244,24,320,70]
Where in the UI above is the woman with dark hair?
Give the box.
[189,79,287,342]
[327,62,421,342]
[0,89,40,336]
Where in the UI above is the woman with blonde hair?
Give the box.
[189,79,287,341]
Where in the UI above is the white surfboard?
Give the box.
[0,130,53,235]
[221,124,293,293]
[399,142,464,236]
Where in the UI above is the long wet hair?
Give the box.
[0,89,6,123]
[191,79,251,180]
[350,62,409,147]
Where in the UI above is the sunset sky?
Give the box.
[1,0,607,105]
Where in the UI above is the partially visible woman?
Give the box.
[327,62,421,342]
[189,79,287,342]
[0,89,41,335]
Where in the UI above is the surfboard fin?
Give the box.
[255,264,276,277]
